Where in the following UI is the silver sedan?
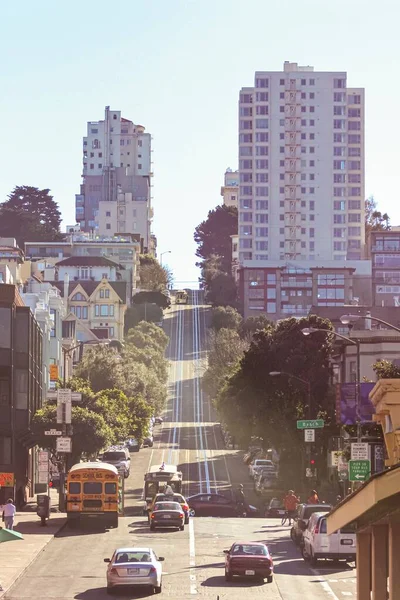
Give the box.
[104,547,164,594]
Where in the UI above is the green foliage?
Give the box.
[194,205,237,272]
[211,306,243,332]
[214,315,334,474]
[0,186,63,247]
[126,321,168,352]
[132,290,171,309]
[74,346,125,393]
[138,254,172,291]
[373,359,400,379]
[31,404,113,464]
[203,328,249,399]
[205,272,237,307]
[238,315,274,340]
[124,304,163,332]
[365,196,390,235]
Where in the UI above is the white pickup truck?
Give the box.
[249,459,276,479]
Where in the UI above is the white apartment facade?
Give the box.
[75,106,153,252]
[221,168,239,208]
[238,61,365,264]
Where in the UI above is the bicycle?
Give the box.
[281,511,294,526]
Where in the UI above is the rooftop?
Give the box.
[55,256,124,269]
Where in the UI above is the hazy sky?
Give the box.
[1,0,399,286]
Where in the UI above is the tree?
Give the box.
[138,254,172,291]
[205,272,237,307]
[132,290,171,309]
[238,315,274,340]
[194,205,238,273]
[210,306,242,332]
[126,321,169,352]
[0,186,63,247]
[31,404,113,465]
[365,196,391,235]
[74,346,125,392]
[124,304,163,332]
[214,315,334,488]
[202,328,249,399]
[373,359,400,379]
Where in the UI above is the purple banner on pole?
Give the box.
[339,382,376,425]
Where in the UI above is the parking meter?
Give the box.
[37,494,51,525]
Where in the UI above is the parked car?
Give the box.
[126,438,140,452]
[104,547,164,594]
[249,459,276,479]
[302,512,356,565]
[143,433,154,447]
[187,493,259,518]
[254,470,278,496]
[224,542,274,583]
[290,503,332,546]
[264,498,286,518]
[149,501,185,531]
[102,447,131,478]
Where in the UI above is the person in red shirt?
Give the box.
[307,490,320,504]
[283,490,299,525]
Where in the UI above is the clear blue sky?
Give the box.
[1,1,399,287]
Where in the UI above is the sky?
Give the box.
[1,0,400,287]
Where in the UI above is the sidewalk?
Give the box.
[0,490,66,598]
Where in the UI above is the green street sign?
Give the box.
[349,459,371,482]
[297,419,324,430]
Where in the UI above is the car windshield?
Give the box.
[103,452,125,461]
[270,499,282,507]
[255,460,273,466]
[232,544,268,555]
[114,551,152,564]
[154,502,181,511]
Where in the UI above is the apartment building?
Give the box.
[238,61,365,263]
[75,106,153,252]
[238,260,371,319]
[368,228,400,307]
[221,168,239,208]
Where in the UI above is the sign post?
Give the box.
[349,459,371,482]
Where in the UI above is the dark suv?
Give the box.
[290,503,332,546]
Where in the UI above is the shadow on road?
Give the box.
[201,575,266,588]
[75,586,154,599]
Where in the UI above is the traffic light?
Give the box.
[48,480,53,488]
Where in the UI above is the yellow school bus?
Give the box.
[66,462,123,528]
[175,290,189,304]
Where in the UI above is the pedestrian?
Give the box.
[2,498,16,530]
[307,489,320,504]
[283,490,300,525]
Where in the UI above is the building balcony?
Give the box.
[281,280,312,288]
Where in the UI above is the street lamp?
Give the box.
[340,312,400,334]
[302,327,362,442]
[269,371,312,418]
[160,251,171,267]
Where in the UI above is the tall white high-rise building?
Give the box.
[75,106,154,253]
[238,61,365,264]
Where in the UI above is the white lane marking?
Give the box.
[341,593,352,596]
[311,569,341,600]
[189,516,197,594]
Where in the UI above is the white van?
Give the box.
[302,512,356,565]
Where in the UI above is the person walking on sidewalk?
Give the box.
[3,498,16,530]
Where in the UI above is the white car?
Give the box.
[302,512,356,565]
[102,447,131,478]
[249,459,276,479]
[104,546,164,594]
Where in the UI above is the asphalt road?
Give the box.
[5,293,356,599]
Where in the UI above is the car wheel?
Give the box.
[310,552,318,566]
[302,545,310,562]
[185,517,189,524]
[266,575,273,583]
[150,523,155,531]
[225,568,232,582]
[179,525,184,531]
[290,528,297,542]
[106,586,114,595]
[154,581,162,594]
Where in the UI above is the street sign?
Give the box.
[349,459,371,482]
[330,451,340,467]
[38,471,49,484]
[351,442,369,461]
[56,437,72,453]
[44,429,63,436]
[305,468,314,478]
[304,429,315,442]
[297,419,324,429]
[57,400,72,424]
[49,364,59,381]
[47,391,82,402]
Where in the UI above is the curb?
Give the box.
[0,519,66,599]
